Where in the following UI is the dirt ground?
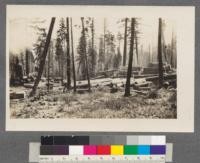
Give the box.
[10,84,177,119]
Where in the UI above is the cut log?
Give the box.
[10,92,25,99]
[133,82,152,88]
[91,75,105,80]
[132,78,152,88]
[132,90,148,95]
[134,74,157,79]
[143,67,159,74]
[146,73,176,83]
[24,83,34,88]
[138,87,151,91]
[76,88,91,94]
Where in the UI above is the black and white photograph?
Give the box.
[6,6,194,131]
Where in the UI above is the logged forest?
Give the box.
[9,17,177,119]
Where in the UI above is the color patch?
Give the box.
[41,136,54,145]
[151,136,166,145]
[126,136,138,145]
[113,136,126,145]
[54,136,68,145]
[84,145,97,155]
[53,145,69,155]
[111,145,124,155]
[138,136,151,145]
[138,145,150,155]
[150,145,166,155]
[72,136,90,145]
[53,136,90,145]
[124,145,138,155]
[89,136,103,145]
[40,145,54,155]
[69,145,83,155]
[101,136,114,144]
[97,145,110,155]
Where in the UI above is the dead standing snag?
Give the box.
[29,17,56,97]
[124,18,135,97]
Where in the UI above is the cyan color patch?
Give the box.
[138,145,150,155]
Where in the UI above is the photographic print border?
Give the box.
[6,5,194,132]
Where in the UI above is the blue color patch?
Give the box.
[138,145,150,155]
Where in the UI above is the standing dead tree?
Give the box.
[103,18,106,70]
[66,17,71,89]
[25,49,29,76]
[148,44,151,64]
[47,43,50,92]
[70,18,76,92]
[56,18,65,84]
[30,17,56,97]
[135,32,139,66]
[81,17,91,92]
[90,18,97,77]
[171,31,177,68]
[158,18,164,88]
[123,18,128,66]
[124,18,135,97]
[98,37,105,71]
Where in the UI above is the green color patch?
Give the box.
[124,145,138,155]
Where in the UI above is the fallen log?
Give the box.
[23,83,34,88]
[76,88,91,94]
[138,87,151,91]
[133,82,152,88]
[10,91,25,99]
[132,78,152,88]
[91,75,105,80]
[134,74,158,79]
[132,90,148,95]
[146,73,176,82]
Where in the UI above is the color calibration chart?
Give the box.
[29,135,173,163]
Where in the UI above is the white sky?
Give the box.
[9,17,176,55]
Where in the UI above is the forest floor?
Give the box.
[10,82,177,119]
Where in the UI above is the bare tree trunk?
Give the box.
[161,27,168,64]
[66,17,71,89]
[61,54,64,85]
[140,45,143,67]
[91,18,95,76]
[158,18,163,88]
[25,49,29,76]
[51,42,54,78]
[81,17,91,92]
[124,18,135,97]
[47,45,50,92]
[20,52,25,75]
[149,44,151,64]
[171,31,175,68]
[70,18,76,92]
[103,18,106,70]
[135,33,139,66]
[29,17,55,97]
[171,38,174,68]
[123,18,128,66]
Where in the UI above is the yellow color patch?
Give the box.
[111,145,124,155]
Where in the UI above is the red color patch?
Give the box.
[97,145,111,155]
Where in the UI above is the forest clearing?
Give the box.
[10,80,176,119]
[9,17,177,119]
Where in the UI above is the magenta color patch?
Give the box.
[84,145,97,155]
